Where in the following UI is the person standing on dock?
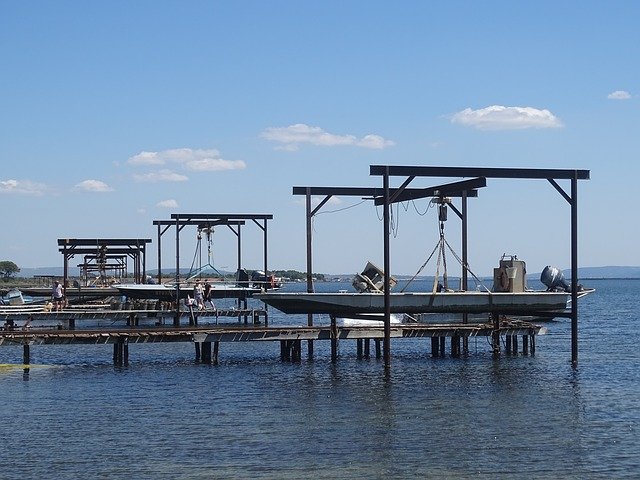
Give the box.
[204,280,216,311]
[194,280,205,310]
[52,281,64,311]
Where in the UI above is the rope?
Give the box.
[433,243,442,294]
[401,240,441,292]
[187,235,201,278]
[401,202,492,294]
[442,237,491,293]
[314,198,369,216]
[440,223,448,289]
[186,229,223,281]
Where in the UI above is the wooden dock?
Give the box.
[0,306,267,324]
[0,307,541,365]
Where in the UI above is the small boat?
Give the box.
[113,282,262,301]
[236,269,282,290]
[17,286,120,299]
[256,256,594,316]
[338,313,404,327]
[4,288,25,305]
[255,290,584,315]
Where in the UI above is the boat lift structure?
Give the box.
[370,166,590,367]
[152,213,274,324]
[58,238,152,288]
[292,178,486,359]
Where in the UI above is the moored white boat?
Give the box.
[255,290,587,315]
[113,282,262,301]
[338,313,404,327]
[256,256,594,317]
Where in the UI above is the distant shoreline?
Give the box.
[579,277,640,280]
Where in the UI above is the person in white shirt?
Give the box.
[52,281,64,311]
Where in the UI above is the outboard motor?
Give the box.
[236,268,249,287]
[540,266,570,292]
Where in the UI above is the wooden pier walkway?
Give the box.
[0,307,542,365]
[0,306,267,325]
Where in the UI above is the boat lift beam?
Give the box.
[372,177,486,206]
[152,218,247,285]
[370,165,590,368]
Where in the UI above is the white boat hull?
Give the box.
[114,283,261,301]
[256,291,584,315]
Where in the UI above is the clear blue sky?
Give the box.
[1,1,638,277]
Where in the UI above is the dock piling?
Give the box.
[330,315,338,362]
[112,338,128,366]
[431,337,439,357]
[491,313,501,356]
[451,335,461,357]
[201,341,212,364]
[292,340,301,362]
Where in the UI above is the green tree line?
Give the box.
[0,261,20,280]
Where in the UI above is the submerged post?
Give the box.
[462,191,469,355]
[571,173,579,367]
[431,337,439,357]
[330,314,338,362]
[492,313,500,356]
[306,188,315,359]
[157,223,162,284]
[382,167,391,367]
[174,215,181,327]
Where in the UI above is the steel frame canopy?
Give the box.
[292,180,486,359]
[292,179,485,292]
[57,238,152,287]
[152,218,246,284]
[77,254,128,285]
[370,165,590,367]
[152,214,274,303]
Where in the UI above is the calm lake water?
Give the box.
[1,278,638,479]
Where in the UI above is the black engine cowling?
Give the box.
[540,266,570,292]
